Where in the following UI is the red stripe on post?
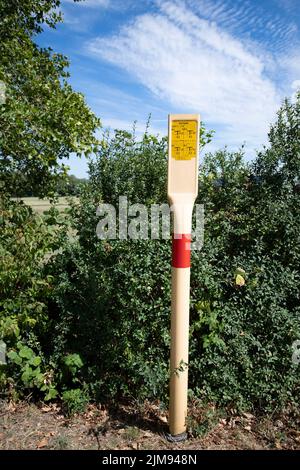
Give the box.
[172,234,191,268]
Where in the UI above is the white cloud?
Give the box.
[283,51,300,78]
[292,80,300,90]
[291,79,300,101]
[87,0,282,151]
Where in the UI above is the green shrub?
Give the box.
[0,196,66,398]
[6,342,57,400]
[2,96,300,412]
[47,99,300,411]
[62,388,89,416]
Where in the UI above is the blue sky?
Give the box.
[38,0,300,177]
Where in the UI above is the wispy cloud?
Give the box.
[282,50,300,79]
[275,0,300,15]
[61,0,110,32]
[87,0,286,152]
[187,0,298,54]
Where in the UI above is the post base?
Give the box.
[164,431,188,443]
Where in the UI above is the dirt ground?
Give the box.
[1,400,300,450]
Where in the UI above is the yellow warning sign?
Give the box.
[171,120,197,160]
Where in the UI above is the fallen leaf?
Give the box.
[41,406,51,413]
[275,420,284,428]
[149,404,160,411]
[117,428,126,434]
[7,402,16,412]
[244,425,251,431]
[228,418,236,428]
[37,437,48,448]
[242,412,255,420]
[158,416,168,424]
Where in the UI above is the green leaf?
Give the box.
[44,387,58,401]
[19,346,34,359]
[235,274,245,286]
[7,350,22,365]
[30,356,41,367]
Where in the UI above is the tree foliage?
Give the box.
[0,0,100,197]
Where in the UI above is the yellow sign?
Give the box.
[171,120,197,160]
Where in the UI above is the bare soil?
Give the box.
[1,400,300,450]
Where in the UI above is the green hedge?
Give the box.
[1,95,300,411]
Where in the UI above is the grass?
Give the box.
[11,197,77,214]
[1,401,300,450]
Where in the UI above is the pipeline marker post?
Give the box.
[167,114,200,438]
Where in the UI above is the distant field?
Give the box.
[11,197,78,214]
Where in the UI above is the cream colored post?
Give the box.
[167,114,200,438]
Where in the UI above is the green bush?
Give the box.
[47,97,300,411]
[1,95,300,412]
[0,196,68,399]
[6,342,57,400]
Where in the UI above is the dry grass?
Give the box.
[11,197,77,214]
[1,400,300,451]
